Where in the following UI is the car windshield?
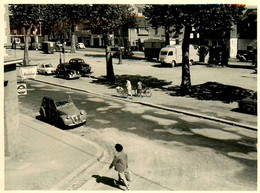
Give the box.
[55,99,72,108]
[44,64,52,68]
[161,51,167,55]
[77,59,84,63]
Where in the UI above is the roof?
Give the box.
[43,95,71,102]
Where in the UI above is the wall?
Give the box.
[4,63,20,157]
[237,39,256,51]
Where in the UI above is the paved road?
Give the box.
[18,80,257,190]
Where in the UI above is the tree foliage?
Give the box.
[9,4,43,65]
[87,4,137,82]
[40,4,90,53]
[144,5,182,45]
[143,4,245,94]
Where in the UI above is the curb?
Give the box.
[31,78,257,131]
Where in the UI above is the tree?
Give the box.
[143,4,245,94]
[194,4,245,66]
[9,4,42,65]
[62,4,90,53]
[41,4,90,53]
[143,5,182,46]
[88,4,136,82]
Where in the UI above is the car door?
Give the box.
[59,65,66,77]
[49,99,59,121]
[43,98,50,118]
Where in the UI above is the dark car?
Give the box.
[69,58,92,76]
[39,96,87,128]
[238,92,257,114]
[55,63,81,79]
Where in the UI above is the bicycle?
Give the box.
[116,86,133,99]
[134,87,152,97]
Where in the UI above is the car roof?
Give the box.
[43,96,71,102]
[58,63,71,66]
[70,58,84,60]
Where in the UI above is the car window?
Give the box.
[49,100,56,108]
[78,60,84,63]
[161,51,167,55]
[56,99,71,108]
[168,51,173,56]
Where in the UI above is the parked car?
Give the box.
[76,42,86,49]
[55,63,81,79]
[238,92,257,114]
[55,43,62,51]
[111,46,133,59]
[37,63,56,75]
[69,58,92,75]
[39,96,87,128]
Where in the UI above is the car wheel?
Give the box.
[66,74,69,79]
[171,60,176,67]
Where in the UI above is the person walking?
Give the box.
[126,80,132,98]
[109,144,130,191]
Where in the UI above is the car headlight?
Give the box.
[66,115,70,119]
[80,111,84,115]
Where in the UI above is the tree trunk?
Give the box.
[70,24,76,53]
[23,25,32,65]
[220,38,229,66]
[118,28,123,64]
[165,27,170,46]
[104,33,116,82]
[181,24,192,94]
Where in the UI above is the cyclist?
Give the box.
[137,80,143,97]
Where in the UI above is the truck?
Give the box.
[159,45,200,67]
[144,39,166,60]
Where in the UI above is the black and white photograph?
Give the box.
[2,0,258,191]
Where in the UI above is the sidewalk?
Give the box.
[5,114,103,190]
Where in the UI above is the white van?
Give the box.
[159,45,199,67]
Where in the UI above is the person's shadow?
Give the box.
[92,175,124,190]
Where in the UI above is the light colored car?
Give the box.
[159,45,199,67]
[76,42,86,49]
[39,96,87,128]
[37,63,56,75]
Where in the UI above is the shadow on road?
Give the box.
[227,64,255,69]
[92,175,124,190]
[35,115,85,130]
